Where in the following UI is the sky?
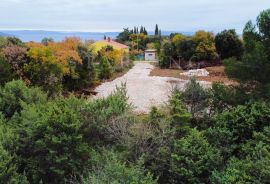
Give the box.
[0,0,270,33]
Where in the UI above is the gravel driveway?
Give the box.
[94,62,211,114]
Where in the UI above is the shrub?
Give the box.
[80,150,158,184]
[182,78,209,119]
[0,80,47,118]
[81,84,130,145]
[25,47,63,96]
[171,129,222,184]
[98,57,113,79]
[0,57,15,86]
[13,96,91,184]
[206,102,270,158]
[2,45,28,79]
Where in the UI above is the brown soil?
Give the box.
[150,66,236,85]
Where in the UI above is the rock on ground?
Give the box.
[181,69,209,77]
[94,62,211,114]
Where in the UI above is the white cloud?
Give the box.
[0,0,269,32]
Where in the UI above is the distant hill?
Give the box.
[0,30,120,42]
[0,30,195,42]
[0,32,13,37]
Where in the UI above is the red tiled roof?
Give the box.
[103,39,129,49]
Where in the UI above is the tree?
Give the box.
[171,128,222,184]
[192,30,218,61]
[0,57,15,86]
[25,46,63,96]
[215,29,243,59]
[155,24,159,36]
[224,9,270,99]
[257,9,270,55]
[14,96,91,184]
[169,88,191,130]
[116,28,131,43]
[2,45,28,80]
[6,37,25,47]
[98,57,113,79]
[182,78,209,119]
[41,37,54,46]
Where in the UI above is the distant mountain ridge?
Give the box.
[0,30,195,42]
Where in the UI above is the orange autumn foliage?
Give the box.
[27,37,82,75]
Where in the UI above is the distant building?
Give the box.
[145,49,157,61]
[91,37,129,53]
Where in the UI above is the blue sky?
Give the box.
[0,0,270,33]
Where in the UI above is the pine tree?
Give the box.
[155,24,159,36]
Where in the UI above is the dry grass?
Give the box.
[150,66,236,85]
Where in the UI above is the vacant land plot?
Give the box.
[150,66,235,85]
[94,62,211,114]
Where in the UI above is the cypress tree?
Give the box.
[155,24,159,36]
[140,26,144,34]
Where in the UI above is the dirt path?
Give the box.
[94,62,211,114]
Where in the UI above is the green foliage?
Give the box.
[13,96,90,184]
[257,9,270,53]
[116,28,131,43]
[182,78,209,119]
[212,127,270,184]
[224,9,270,100]
[224,42,270,84]
[41,37,54,46]
[0,80,47,118]
[64,44,96,90]
[169,89,191,128]
[81,84,130,145]
[0,56,15,86]
[171,129,222,184]
[215,29,243,59]
[6,37,25,47]
[98,57,113,79]
[210,82,249,112]
[81,150,157,184]
[206,102,270,158]
[0,114,29,184]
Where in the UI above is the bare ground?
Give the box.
[94,62,211,114]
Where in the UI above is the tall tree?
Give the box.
[215,29,243,59]
[155,24,159,36]
[224,9,270,98]
[140,26,144,34]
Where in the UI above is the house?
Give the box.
[145,49,157,61]
[91,37,129,53]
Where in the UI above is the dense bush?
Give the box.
[80,150,157,184]
[0,57,15,86]
[171,128,222,184]
[12,96,91,184]
[0,80,47,118]
[98,57,113,79]
[206,102,270,159]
